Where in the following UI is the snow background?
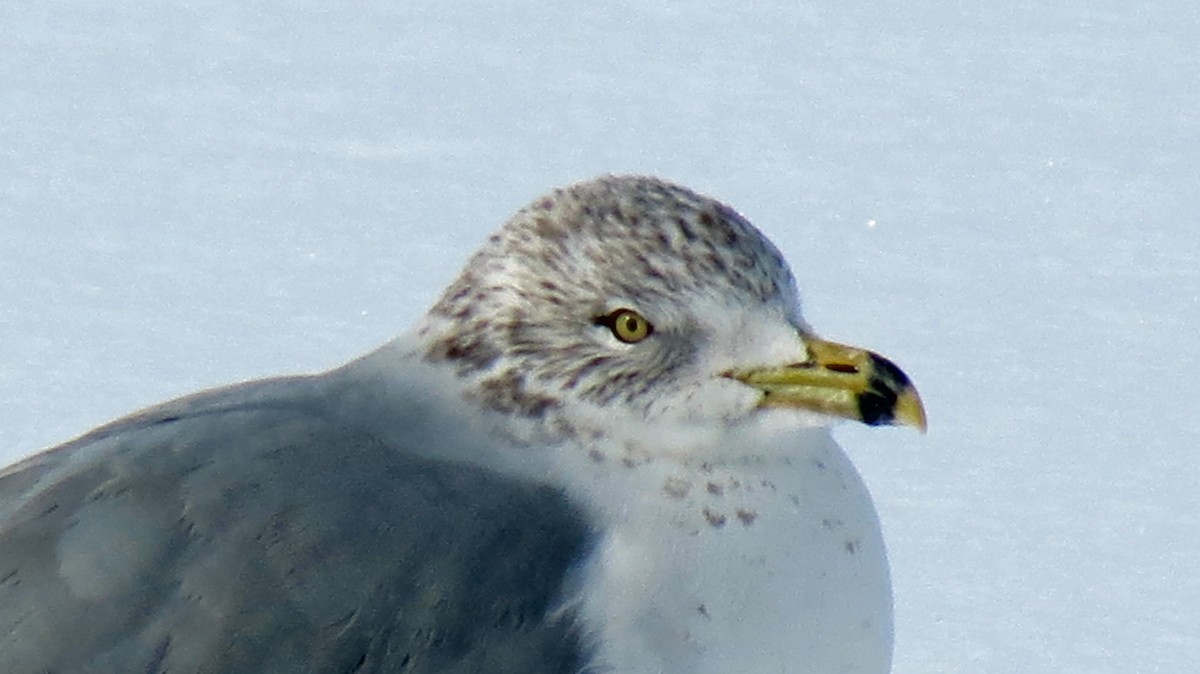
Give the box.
[2,1,1197,671]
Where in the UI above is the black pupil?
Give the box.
[623,315,639,332]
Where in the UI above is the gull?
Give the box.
[0,175,925,673]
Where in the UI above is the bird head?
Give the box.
[419,176,925,444]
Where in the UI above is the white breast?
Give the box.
[557,425,893,674]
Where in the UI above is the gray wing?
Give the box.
[0,377,594,673]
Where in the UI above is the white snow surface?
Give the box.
[1,2,1197,672]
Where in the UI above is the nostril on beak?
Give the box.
[824,363,859,374]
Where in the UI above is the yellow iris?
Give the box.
[605,308,653,343]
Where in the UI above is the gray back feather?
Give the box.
[0,377,594,673]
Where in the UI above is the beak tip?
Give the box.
[892,388,928,433]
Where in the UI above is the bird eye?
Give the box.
[596,308,654,344]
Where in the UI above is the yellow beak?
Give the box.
[725,336,927,431]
